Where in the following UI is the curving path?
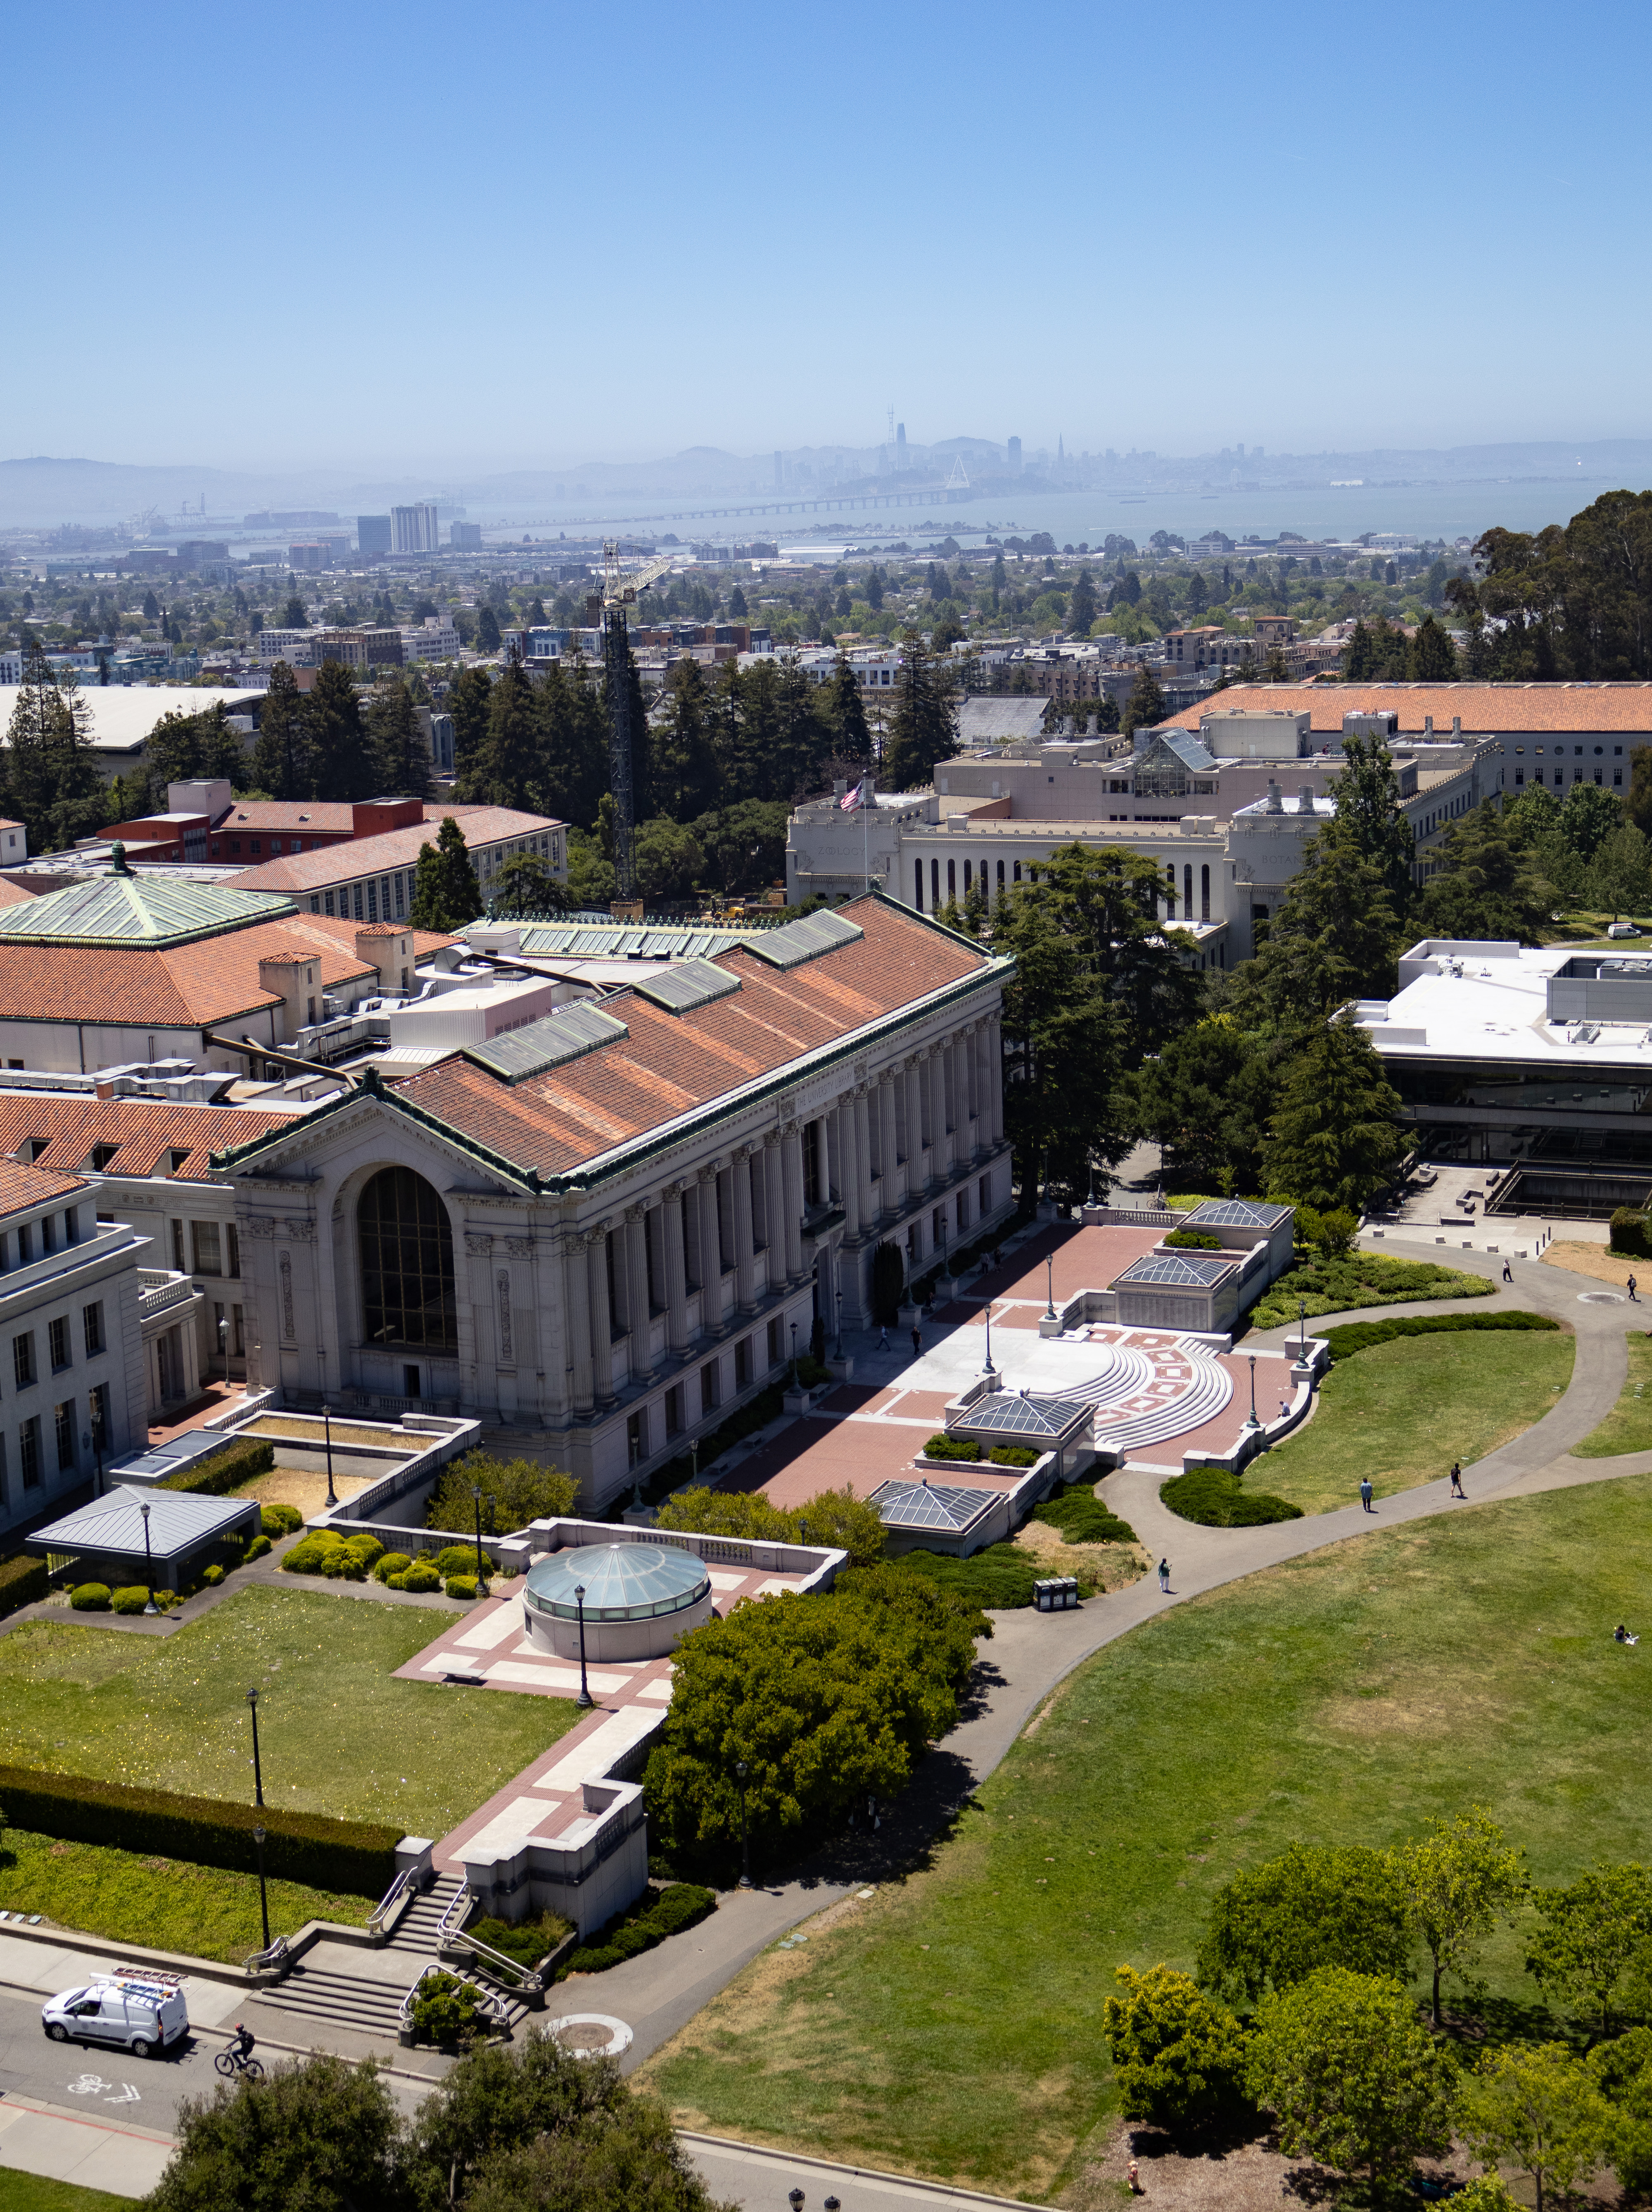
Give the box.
[615,1233,1652,2074]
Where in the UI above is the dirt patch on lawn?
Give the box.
[236,1468,375,1518]
[1012,1518,1149,1593]
[1545,1241,1641,1290]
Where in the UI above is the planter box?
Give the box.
[825,1355,855,1383]
[897,1304,923,1330]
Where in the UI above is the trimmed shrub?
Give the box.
[260,1503,303,1537]
[1611,1207,1650,1258]
[401,1565,441,1594]
[898,1543,1044,1609]
[426,1450,577,1536]
[1322,1309,1561,1362]
[432,1544,480,1579]
[69,1583,111,1611]
[1164,1230,1224,1250]
[793,1356,830,1390]
[469,1910,572,1969]
[344,1534,384,1571]
[988,1445,1040,1468]
[1036,1486,1139,1546]
[112,1585,153,1613]
[373,1551,413,1583]
[200,1564,225,1587]
[0,1761,399,1896]
[921,1433,981,1462]
[0,1553,50,1618]
[159,1438,276,1497]
[556,1883,717,1978]
[654,1483,888,1568]
[444,1574,479,1600]
[411,1970,489,2046]
[1161,1467,1302,1528]
[244,1533,271,1561]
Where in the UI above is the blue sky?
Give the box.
[7,0,1651,473]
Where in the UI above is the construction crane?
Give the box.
[599,541,675,907]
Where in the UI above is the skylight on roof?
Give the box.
[629,958,741,1015]
[463,1000,629,1083]
[745,909,864,970]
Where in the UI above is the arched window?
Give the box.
[358,1167,457,1352]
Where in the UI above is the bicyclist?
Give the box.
[230,2022,256,2064]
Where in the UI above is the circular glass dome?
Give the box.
[523,1542,711,1625]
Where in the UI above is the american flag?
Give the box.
[839,777,867,812]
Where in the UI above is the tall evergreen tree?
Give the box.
[650,659,722,820]
[883,632,958,791]
[249,660,310,800]
[1120,663,1167,737]
[304,660,368,802]
[824,654,872,766]
[447,665,493,789]
[1326,730,1417,915]
[865,568,884,612]
[1417,802,1559,941]
[1262,1016,1403,1213]
[533,654,608,827]
[408,816,484,930]
[461,661,538,810]
[146,701,245,806]
[3,643,109,852]
[475,604,502,653]
[1068,568,1097,634]
[281,596,309,629]
[366,676,432,798]
[1408,613,1459,680]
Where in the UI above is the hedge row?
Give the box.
[160,1438,276,1497]
[1322,1309,1560,1363]
[0,1762,400,1898]
[1035,1489,1139,1547]
[556,1882,717,1977]
[0,1553,49,1618]
[1160,1467,1302,1528]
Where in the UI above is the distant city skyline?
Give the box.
[7,0,1652,475]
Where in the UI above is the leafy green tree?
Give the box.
[1120,663,1166,737]
[1228,836,1407,1025]
[1261,1016,1402,1213]
[1246,1967,1454,2190]
[864,568,883,612]
[1590,822,1652,921]
[280,595,309,629]
[1393,1808,1528,2028]
[304,660,368,803]
[409,816,483,931]
[1626,745,1652,839]
[1198,1842,1412,2004]
[475,604,502,653]
[1558,777,1626,863]
[1417,803,1555,943]
[1589,2025,1652,2193]
[428,1451,576,1530]
[1327,731,1416,915]
[1526,1863,1652,2038]
[564,825,615,908]
[643,1573,974,1877]
[653,1485,887,1568]
[461,2100,735,2212]
[147,2051,406,2212]
[461,659,539,810]
[1132,1016,1283,1194]
[1103,1965,1251,2132]
[367,675,432,799]
[2,642,109,852]
[883,631,958,790]
[1458,2043,1614,2212]
[492,849,570,917]
[691,799,789,894]
[634,817,704,902]
[145,699,247,804]
[1450,2180,1524,2212]
[249,659,309,801]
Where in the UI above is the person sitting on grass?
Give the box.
[1615,1623,1640,1646]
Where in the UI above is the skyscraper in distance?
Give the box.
[1007,436,1022,473]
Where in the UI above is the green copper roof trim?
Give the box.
[0,866,296,950]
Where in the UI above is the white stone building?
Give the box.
[215,895,1013,1510]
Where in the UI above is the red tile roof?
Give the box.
[1195,681,1652,736]
[228,808,563,893]
[0,1157,92,1216]
[0,915,381,1030]
[0,1096,297,1183]
[390,895,994,1183]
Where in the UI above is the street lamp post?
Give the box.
[1045,1253,1056,1321]
[834,1289,843,1359]
[247,1685,264,1806]
[139,1500,158,1616]
[471,1485,489,1596]
[982,1293,997,1383]
[789,1320,798,1384]
[735,1758,752,1889]
[1296,1296,1307,1364]
[1245,1353,1259,1428]
[252,1823,271,1952]
[573,1584,592,1708]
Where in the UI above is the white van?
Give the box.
[42,1973,189,2058]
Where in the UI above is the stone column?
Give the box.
[987,1013,1004,1144]
[624,1205,654,1382]
[929,1047,950,1182]
[732,1148,757,1312]
[662,1182,689,1356]
[762,1134,785,1293]
[853,1086,874,1231]
[838,1096,861,1238]
[698,1165,725,1338]
[905,1056,926,1193]
[781,1122,805,1281]
[586,1226,614,1404]
[878,1076,899,1218]
[565,1234,594,1414]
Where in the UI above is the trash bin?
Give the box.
[1033,1576,1078,1612]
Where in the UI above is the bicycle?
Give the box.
[215,2046,264,2081]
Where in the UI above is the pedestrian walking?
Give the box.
[1502,1259,1513,1283]
[1450,1462,1465,1498]
[1157,1557,1170,1592]
[877,1324,890,1351]
[910,1326,921,1359]
[1630,1274,1640,1304]
[1359,1477,1374,1513]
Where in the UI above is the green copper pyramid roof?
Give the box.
[0,848,295,950]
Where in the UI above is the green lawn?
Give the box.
[0,2177,137,2212]
[0,1585,581,1839]
[637,1474,1652,2202]
[1249,1250,1492,1330]
[0,1825,370,1965]
[1252,1328,1575,1514]
[1574,1332,1652,1457]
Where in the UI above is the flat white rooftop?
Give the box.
[1361,938,1652,1070]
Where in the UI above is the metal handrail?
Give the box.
[445,1927,539,1989]
[368,1867,415,1937]
[437,1884,472,1943]
[243,1935,290,1976]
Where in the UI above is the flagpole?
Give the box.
[863,782,870,894]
